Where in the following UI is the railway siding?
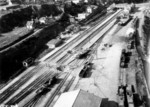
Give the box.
[0,9,122,106]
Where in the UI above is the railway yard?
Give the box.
[0,1,150,107]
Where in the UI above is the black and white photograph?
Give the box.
[0,0,150,107]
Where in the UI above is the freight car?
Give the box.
[22,57,34,68]
[76,48,92,59]
[79,62,93,78]
[46,38,65,49]
[118,15,132,26]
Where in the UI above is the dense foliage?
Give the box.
[0,4,62,33]
[114,0,148,3]
[64,2,87,16]
[0,6,34,32]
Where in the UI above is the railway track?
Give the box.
[0,65,46,104]
[84,10,114,25]
[0,9,122,106]
[73,24,110,66]
[0,69,40,103]
[37,10,120,66]
[21,72,62,107]
[63,76,76,92]
[43,9,121,62]
[48,10,121,64]
[39,10,122,106]
[23,10,122,107]
[57,12,118,65]
[22,72,75,107]
[0,22,56,53]
[6,71,56,105]
[3,71,75,106]
[1,69,50,104]
[44,73,70,107]
[0,64,44,94]
[0,68,24,90]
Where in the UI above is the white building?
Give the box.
[54,89,103,107]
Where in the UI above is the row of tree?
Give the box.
[114,0,148,3]
[0,4,62,33]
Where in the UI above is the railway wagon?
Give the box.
[118,15,132,26]
[47,38,64,49]
[22,57,34,68]
[76,49,92,59]
[79,62,92,77]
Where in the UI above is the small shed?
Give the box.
[47,38,63,49]
[77,13,86,20]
